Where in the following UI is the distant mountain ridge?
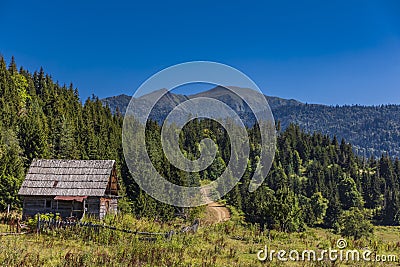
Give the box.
[101,87,400,158]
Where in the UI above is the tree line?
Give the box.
[1,56,399,238]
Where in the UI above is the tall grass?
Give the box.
[1,213,400,266]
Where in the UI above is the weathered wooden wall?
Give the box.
[99,198,118,219]
[23,196,84,219]
[22,196,118,220]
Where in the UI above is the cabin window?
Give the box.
[46,200,51,208]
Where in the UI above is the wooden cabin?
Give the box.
[18,159,119,220]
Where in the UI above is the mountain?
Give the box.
[101,87,400,158]
[190,86,302,110]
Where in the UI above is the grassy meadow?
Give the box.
[1,209,400,267]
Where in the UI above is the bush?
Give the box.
[337,207,373,240]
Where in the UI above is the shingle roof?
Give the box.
[18,159,115,196]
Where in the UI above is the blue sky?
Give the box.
[1,0,399,105]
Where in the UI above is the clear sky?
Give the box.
[1,0,399,105]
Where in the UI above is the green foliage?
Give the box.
[310,192,329,225]
[2,56,400,233]
[26,212,61,230]
[338,174,364,210]
[0,127,25,209]
[337,207,374,240]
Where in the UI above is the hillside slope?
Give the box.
[102,87,400,158]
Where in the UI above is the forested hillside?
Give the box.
[103,87,400,158]
[0,56,123,211]
[2,57,400,237]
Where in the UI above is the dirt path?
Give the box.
[205,202,230,223]
[200,187,230,224]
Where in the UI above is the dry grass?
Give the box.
[1,214,400,266]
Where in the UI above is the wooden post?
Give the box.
[83,199,86,219]
[16,218,21,233]
[37,214,40,235]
